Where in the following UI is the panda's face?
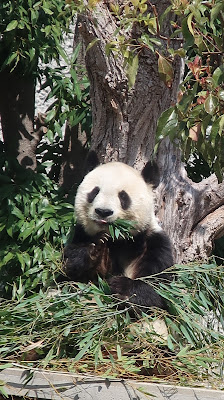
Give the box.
[75,162,160,236]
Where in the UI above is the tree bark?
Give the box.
[78,1,182,168]
[76,1,224,263]
[0,69,41,170]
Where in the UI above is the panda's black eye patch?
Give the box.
[118,190,131,210]
[87,186,100,203]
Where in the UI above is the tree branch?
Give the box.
[192,174,224,226]
[184,205,224,261]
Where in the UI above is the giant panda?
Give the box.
[63,151,173,311]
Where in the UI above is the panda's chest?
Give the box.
[108,236,144,278]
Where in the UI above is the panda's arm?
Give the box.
[109,276,167,309]
[109,231,173,310]
[63,224,111,282]
[137,230,174,277]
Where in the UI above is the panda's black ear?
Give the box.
[141,161,160,188]
[84,150,100,175]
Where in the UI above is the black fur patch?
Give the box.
[118,190,131,210]
[87,186,100,203]
[141,161,160,188]
[84,150,100,175]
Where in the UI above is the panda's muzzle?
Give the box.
[95,208,113,223]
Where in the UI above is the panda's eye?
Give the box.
[87,186,100,203]
[118,190,131,210]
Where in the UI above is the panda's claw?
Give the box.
[101,233,110,242]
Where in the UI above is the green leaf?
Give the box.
[181,17,194,47]
[63,325,72,337]
[167,335,174,351]
[212,67,224,86]
[86,38,100,52]
[45,109,56,123]
[204,94,218,115]
[109,224,115,241]
[0,364,13,370]
[42,7,53,15]
[116,344,122,360]
[158,54,173,88]
[17,253,26,272]
[3,253,14,264]
[218,90,224,101]
[0,383,8,398]
[5,20,18,31]
[19,225,35,241]
[4,52,17,67]
[211,2,224,30]
[180,324,194,344]
[156,107,178,140]
[23,253,31,268]
[127,55,139,88]
[30,9,38,24]
[187,12,194,36]
[11,206,24,220]
[74,339,93,361]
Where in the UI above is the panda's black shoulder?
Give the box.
[144,229,174,271]
[146,229,172,249]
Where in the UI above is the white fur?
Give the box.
[75,162,161,236]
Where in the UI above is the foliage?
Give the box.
[0,262,224,384]
[0,0,92,175]
[42,46,91,144]
[109,219,136,241]
[106,0,178,88]
[156,0,224,181]
[0,0,79,74]
[37,44,91,181]
[103,0,224,180]
[185,152,212,183]
[0,155,74,299]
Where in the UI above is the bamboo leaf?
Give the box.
[74,339,93,361]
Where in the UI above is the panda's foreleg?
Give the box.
[63,243,95,281]
[63,224,112,282]
[108,276,167,310]
[108,230,173,310]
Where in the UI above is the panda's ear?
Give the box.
[84,150,100,175]
[141,161,160,188]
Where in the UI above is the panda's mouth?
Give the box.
[94,219,109,225]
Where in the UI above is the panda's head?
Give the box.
[75,152,161,236]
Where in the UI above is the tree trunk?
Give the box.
[0,69,41,170]
[76,1,224,263]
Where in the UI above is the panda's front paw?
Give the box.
[95,232,110,244]
[89,242,103,261]
[89,232,110,261]
[108,276,132,299]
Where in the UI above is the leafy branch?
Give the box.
[108,219,136,241]
[0,262,224,384]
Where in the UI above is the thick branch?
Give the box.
[192,174,224,226]
[156,140,224,263]
[184,205,224,261]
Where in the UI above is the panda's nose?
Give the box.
[95,208,113,218]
